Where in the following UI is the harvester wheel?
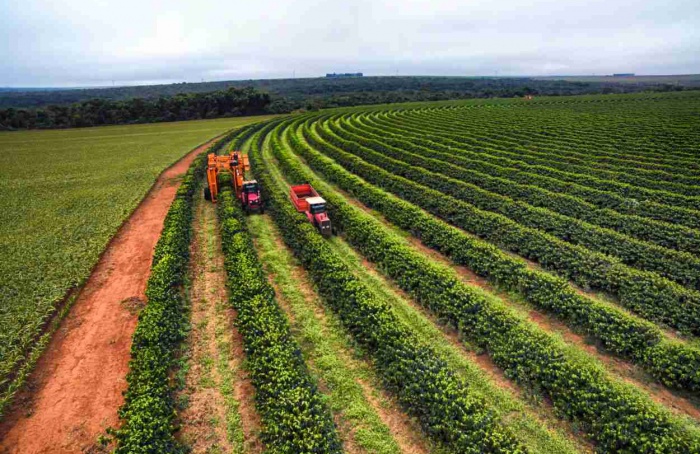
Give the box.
[204,187,212,201]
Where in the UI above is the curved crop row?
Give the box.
[415,105,700,172]
[330,115,700,285]
[374,107,700,192]
[115,150,206,453]
[252,121,526,454]
[344,113,700,255]
[421,103,700,168]
[303,120,700,335]
[283,117,700,392]
[225,118,275,150]
[390,106,700,182]
[216,185,342,453]
[375,104,700,173]
[365,111,700,229]
[268,117,700,453]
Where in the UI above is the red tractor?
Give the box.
[289,184,332,237]
[205,151,263,214]
[240,180,263,214]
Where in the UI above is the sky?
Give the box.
[1,0,698,87]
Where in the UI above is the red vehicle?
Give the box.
[205,152,262,214]
[290,184,332,237]
[241,180,263,213]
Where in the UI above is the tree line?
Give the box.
[0,87,271,129]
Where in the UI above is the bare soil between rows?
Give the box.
[176,194,263,453]
[0,138,219,454]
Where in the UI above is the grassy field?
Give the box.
[0,115,275,410]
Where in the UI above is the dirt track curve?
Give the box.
[0,138,218,454]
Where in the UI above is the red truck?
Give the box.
[290,184,332,237]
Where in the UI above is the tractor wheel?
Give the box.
[260,205,265,214]
[204,187,212,201]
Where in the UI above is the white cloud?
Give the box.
[1,0,698,86]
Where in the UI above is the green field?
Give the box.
[534,74,700,86]
[0,115,275,409]
[215,92,700,452]
[5,91,700,453]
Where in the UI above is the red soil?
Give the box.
[0,138,219,454]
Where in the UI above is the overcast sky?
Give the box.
[1,0,698,87]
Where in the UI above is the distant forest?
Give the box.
[0,87,271,129]
[0,76,693,130]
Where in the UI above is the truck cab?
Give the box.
[289,184,333,238]
[306,196,332,237]
[241,180,263,213]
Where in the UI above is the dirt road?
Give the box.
[0,138,218,454]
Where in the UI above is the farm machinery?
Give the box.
[290,184,332,237]
[205,151,263,213]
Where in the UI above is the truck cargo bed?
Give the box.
[290,184,320,212]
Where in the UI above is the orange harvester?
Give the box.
[204,151,263,213]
